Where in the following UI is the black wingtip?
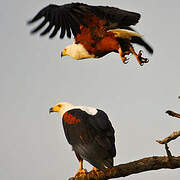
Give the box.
[30,28,39,34]
[27,16,40,24]
[27,19,33,25]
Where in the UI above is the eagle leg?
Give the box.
[118,48,129,64]
[74,160,87,177]
[74,152,87,177]
[129,46,149,66]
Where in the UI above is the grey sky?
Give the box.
[1,0,180,180]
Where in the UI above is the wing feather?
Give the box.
[59,14,66,39]
[92,6,140,26]
[49,25,60,38]
[62,108,116,169]
[89,109,116,158]
[63,109,116,156]
[62,15,71,38]
[30,18,48,33]
[67,13,81,36]
[40,22,54,36]
[28,3,141,39]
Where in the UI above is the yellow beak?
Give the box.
[61,49,66,57]
[49,106,60,114]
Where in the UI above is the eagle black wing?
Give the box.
[89,109,116,159]
[28,3,141,39]
[90,5,140,27]
[62,108,116,170]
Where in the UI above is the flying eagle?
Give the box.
[28,3,153,65]
[49,102,116,176]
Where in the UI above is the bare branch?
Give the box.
[166,110,180,119]
[156,130,180,144]
[69,156,180,180]
[166,96,180,118]
[165,143,173,159]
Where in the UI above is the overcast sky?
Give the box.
[1,0,180,180]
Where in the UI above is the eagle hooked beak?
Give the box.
[61,49,66,57]
[49,105,61,114]
[49,107,54,114]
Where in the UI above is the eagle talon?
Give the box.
[123,60,129,64]
[91,167,99,172]
[140,57,149,63]
[91,167,101,179]
[122,57,129,64]
[75,168,87,177]
[144,58,149,63]
[137,50,149,65]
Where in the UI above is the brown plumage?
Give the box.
[75,16,120,57]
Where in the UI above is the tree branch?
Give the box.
[156,129,180,168]
[156,130,180,144]
[165,96,180,119]
[69,156,180,180]
[165,143,173,159]
[166,110,180,119]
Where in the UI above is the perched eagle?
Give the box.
[28,3,153,65]
[49,102,116,176]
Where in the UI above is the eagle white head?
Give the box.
[49,102,74,116]
[61,43,95,60]
[49,102,98,116]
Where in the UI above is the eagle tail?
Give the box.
[103,158,113,169]
[90,159,113,171]
[131,36,153,54]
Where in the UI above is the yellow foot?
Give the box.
[74,168,87,177]
[91,167,99,173]
[91,167,102,179]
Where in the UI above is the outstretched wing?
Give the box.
[28,3,140,39]
[90,5,140,27]
[28,3,86,39]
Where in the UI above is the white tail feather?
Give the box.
[108,29,142,39]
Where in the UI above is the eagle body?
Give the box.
[74,15,120,58]
[63,108,116,170]
[29,3,153,65]
[49,102,116,174]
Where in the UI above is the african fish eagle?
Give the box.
[28,3,153,65]
[49,102,116,177]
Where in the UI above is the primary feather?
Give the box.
[28,3,141,39]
